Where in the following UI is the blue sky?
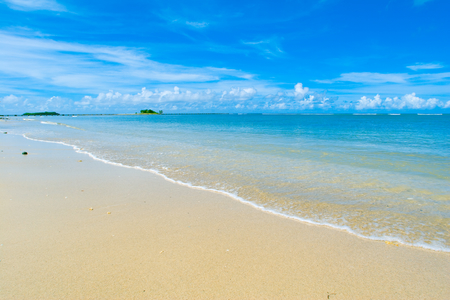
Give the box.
[0,0,449,113]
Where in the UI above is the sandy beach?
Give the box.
[1,133,449,299]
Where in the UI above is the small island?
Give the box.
[23,112,60,116]
[140,109,163,114]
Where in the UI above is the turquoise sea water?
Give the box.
[2,114,450,251]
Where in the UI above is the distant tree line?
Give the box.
[23,112,60,116]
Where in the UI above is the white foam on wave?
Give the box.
[40,121,84,130]
[21,133,450,253]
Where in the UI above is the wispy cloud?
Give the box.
[412,72,450,82]
[1,0,66,11]
[315,71,450,85]
[315,72,409,84]
[407,62,444,71]
[185,21,209,28]
[156,10,211,31]
[414,0,435,6]
[0,30,256,95]
[242,38,284,59]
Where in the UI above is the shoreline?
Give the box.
[2,113,450,118]
[1,134,449,298]
[22,134,449,253]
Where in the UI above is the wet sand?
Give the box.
[1,134,449,299]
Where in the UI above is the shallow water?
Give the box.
[3,114,450,251]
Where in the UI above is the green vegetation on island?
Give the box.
[23,112,60,116]
[140,109,163,114]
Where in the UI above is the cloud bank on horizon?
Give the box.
[4,83,449,113]
[0,0,449,113]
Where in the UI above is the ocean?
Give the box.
[2,114,449,252]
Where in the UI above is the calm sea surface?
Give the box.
[3,114,450,251]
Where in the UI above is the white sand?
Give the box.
[1,134,449,299]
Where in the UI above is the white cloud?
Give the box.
[221,87,257,101]
[3,83,449,113]
[355,93,444,110]
[297,95,315,110]
[35,96,69,111]
[294,83,309,99]
[260,84,334,111]
[1,94,21,103]
[75,86,257,107]
[407,63,444,71]
[355,95,383,110]
[270,103,287,109]
[2,0,66,11]
[0,93,72,113]
[401,93,441,109]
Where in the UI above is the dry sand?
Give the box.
[1,134,449,299]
